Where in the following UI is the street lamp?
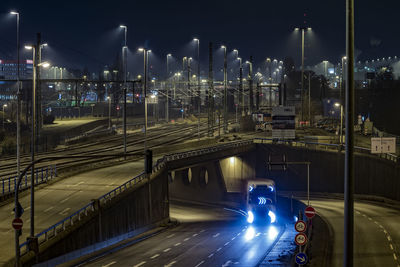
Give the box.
[237,57,244,116]
[107,96,111,129]
[193,38,200,114]
[294,26,312,123]
[246,60,253,114]
[138,47,150,149]
[2,104,7,130]
[119,25,128,156]
[221,45,227,133]
[166,54,172,123]
[335,102,343,145]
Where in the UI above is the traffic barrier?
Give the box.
[0,165,57,197]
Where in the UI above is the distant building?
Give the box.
[0,59,33,79]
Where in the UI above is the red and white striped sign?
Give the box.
[12,218,23,230]
[304,206,316,219]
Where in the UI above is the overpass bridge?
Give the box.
[2,138,399,266]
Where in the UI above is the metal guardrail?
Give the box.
[253,137,398,162]
[19,140,255,253]
[1,165,57,197]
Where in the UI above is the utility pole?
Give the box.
[248,57,254,114]
[222,45,228,133]
[256,82,260,111]
[308,72,311,124]
[344,0,355,265]
[238,58,244,116]
[208,42,214,137]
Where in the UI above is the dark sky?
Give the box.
[1,0,399,74]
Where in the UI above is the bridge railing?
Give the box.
[0,165,57,197]
[19,139,256,253]
[253,138,398,162]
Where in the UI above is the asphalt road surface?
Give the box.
[83,201,284,267]
[309,199,400,267]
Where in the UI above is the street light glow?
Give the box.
[138,48,144,52]
[193,38,199,42]
[10,11,19,15]
[167,53,172,57]
[24,45,33,50]
[119,25,127,28]
[221,45,226,49]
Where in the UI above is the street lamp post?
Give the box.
[2,104,7,130]
[194,38,201,140]
[166,54,172,123]
[295,27,311,123]
[138,48,150,149]
[335,102,343,145]
[107,96,111,129]
[221,45,227,133]
[246,60,253,114]
[119,25,128,156]
[237,57,244,117]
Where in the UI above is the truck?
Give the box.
[245,179,277,224]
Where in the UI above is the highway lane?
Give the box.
[308,199,400,267]
[83,201,284,267]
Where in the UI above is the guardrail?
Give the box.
[253,138,398,162]
[1,165,57,197]
[19,139,255,254]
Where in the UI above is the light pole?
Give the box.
[166,54,172,123]
[221,45,227,133]
[138,48,150,149]
[2,104,7,130]
[335,102,343,145]
[246,60,253,114]
[323,60,328,77]
[295,27,312,123]
[119,25,128,156]
[193,38,200,113]
[237,57,244,116]
[107,96,111,129]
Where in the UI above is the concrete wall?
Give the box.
[219,153,256,192]
[21,170,169,267]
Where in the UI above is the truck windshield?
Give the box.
[248,185,274,205]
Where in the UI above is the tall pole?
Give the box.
[120,25,128,156]
[208,42,214,137]
[301,28,305,123]
[248,58,253,114]
[308,72,311,124]
[239,58,244,116]
[344,0,355,265]
[11,11,21,264]
[108,96,111,129]
[222,46,227,133]
[143,50,148,150]
[195,39,201,140]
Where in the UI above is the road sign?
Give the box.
[295,233,308,246]
[305,206,316,219]
[371,137,396,154]
[295,252,308,265]
[12,218,23,230]
[295,220,307,233]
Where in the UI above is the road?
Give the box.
[83,201,284,267]
[309,199,400,267]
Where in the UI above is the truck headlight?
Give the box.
[247,211,254,223]
[268,210,276,223]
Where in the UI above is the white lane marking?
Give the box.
[192,233,198,237]
[133,261,146,267]
[163,248,171,252]
[379,225,384,229]
[394,253,398,261]
[208,253,214,258]
[74,181,84,186]
[390,244,394,250]
[200,229,205,233]
[256,232,261,237]
[213,233,220,238]
[150,254,159,259]
[368,217,372,221]
[59,208,70,215]
[237,233,241,236]
[166,234,175,238]
[217,247,222,252]
[102,261,116,267]
[60,197,70,204]
[194,260,204,267]
[362,214,366,217]
[164,260,176,267]
[355,210,360,214]
[44,206,54,212]
[184,237,190,241]
[384,230,388,234]
[374,221,379,225]
[231,237,236,240]
[224,242,230,246]
[222,260,232,267]
[25,206,31,211]
[174,242,181,246]
[387,235,392,241]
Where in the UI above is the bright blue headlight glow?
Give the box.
[268,210,276,223]
[294,215,298,222]
[244,226,255,241]
[268,185,274,192]
[267,226,278,240]
[247,211,254,223]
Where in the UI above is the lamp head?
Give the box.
[10,11,19,15]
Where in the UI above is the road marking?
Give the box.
[150,254,159,259]
[26,219,30,223]
[163,248,171,252]
[256,232,261,237]
[200,229,205,233]
[355,210,360,214]
[133,261,146,267]
[394,253,397,261]
[224,242,230,246]
[374,221,379,225]
[222,260,232,267]
[102,261,116,267]
[44,206,54,212]
[379,225,384,229]
[384,230,388,234]
[208,253,214,258]
[217,247,222,252]
[174,242,181,247]
[59,208,70,215]
[192,233,198,237]
[60,197,70,204]
[390,244,394,250]
[25,206,31,211]
[231,237,236,240]
[194,260,204,267]
[213,233,220,238]
[166,234,175,238]
[362,214,366,217]
[237,233,241,236]
[184,237,190,241]
[368,217,372,221]
[387,235,392,241]
[164,261,176,267]
[74,181,84,186]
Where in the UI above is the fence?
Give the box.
[0,165,57,197]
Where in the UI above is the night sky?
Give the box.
[1,0,399,74]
